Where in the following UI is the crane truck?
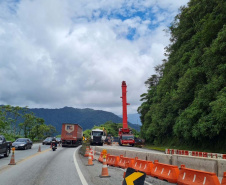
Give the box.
[118,81,135,146]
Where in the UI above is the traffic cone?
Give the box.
[99,157,110,178]
[84,146,90,157]
[86,151,94,166]
[123,162,129,178]
[38,145,41,152]
[90,148,94,160]
[8,149,16,165]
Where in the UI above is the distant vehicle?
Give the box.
[12,138,33,150]
[134,137,143,145]
[61,123,83,147]
[42,137,53,145]
[0,135,11,157]
[56,137,61,144]
[90,128,106,146]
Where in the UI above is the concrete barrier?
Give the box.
[92,146,224,177]
[172,155,218,174]
[217,159,226,178]
[110,149,126,156]
[125,150,147,160]
[147,153,172,164]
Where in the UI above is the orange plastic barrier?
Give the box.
[151,160,179,183]
[177,164,220,185]
[223,155,226,159]
[106,155,120,167]
[98,153,109,163]
[184,151,189,155]
[132,157,153,175]
[221,172,226,185]
[118,155,135,169]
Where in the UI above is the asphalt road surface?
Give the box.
[0,144,173,185]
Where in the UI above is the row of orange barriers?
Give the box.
[97,152,225,184]
[166,149,226,159]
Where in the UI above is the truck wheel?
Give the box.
[131,144,134,147]
[4,148,9,157]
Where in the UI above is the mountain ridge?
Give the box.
[28,106,140,134]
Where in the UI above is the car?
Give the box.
[12,138,33,150]
[0,135,11,157]
[42,137,53,145]
[56,137,61,144]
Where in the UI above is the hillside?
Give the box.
[138,0,226,151]
[118,113,142,125]
[29,107,140,134]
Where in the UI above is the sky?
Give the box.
[0,0,189,115]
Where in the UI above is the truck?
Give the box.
[90,128,106,146]
[0,135,11,157]
[118,81,135,146]
[61,123,83,147]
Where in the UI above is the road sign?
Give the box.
[122,167,146,185]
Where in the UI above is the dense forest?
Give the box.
[138,0,226,151]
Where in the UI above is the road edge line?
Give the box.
[73,146,88,185]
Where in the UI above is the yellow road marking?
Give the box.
[0,148,51,174]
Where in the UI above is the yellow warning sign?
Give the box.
[123,167,146,185]
[125,172,144,185]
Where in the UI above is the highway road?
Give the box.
[0,144,172,185]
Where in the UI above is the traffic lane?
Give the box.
[0,146,83,185]
[79,150,173,185]
[97,145,164,154]
[78,149,124,185]
[0,143,50,168]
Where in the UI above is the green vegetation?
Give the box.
[23,107,140,134]
[138,0,226,152]
[0,105,56,141]
[84,121,140,139]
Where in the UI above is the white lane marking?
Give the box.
[73,147,88,185]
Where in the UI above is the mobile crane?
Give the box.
[118,81,135,146]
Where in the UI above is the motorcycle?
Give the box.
[51,142,57,151]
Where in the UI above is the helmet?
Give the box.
[52,137,56,141]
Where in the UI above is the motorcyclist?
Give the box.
[51,137,57,148]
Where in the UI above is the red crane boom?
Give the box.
[118,81,135,146]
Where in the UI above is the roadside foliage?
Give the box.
[138,0,226,151]
[0,105,56,141]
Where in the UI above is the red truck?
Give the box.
[118,81,135,146]
[61,123,83,147]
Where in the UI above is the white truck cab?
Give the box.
[90,129,106,146]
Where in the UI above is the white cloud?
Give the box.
[0,0,189,115]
